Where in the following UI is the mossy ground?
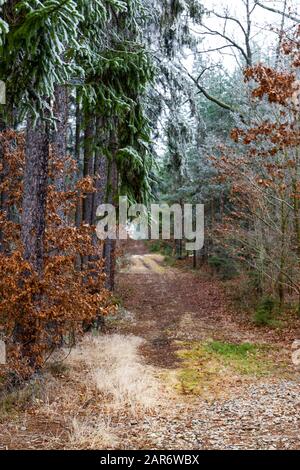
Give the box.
[175,340,283,398]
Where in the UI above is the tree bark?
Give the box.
[82,113,95,226]
[75,92,82,229]
[103,127,118,291]
[52,85,68,199]
[93,117,108,227]
[14,115,49,370]
[81,113,95,268]
[0,118,8,253]
[21,116,49,273]
[92,117,109,260]
[103,160,118,291]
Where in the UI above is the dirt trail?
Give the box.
[117,242,275,366]
[114,241,300,449]
[0,241,299,450]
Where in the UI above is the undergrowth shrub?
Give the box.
[0,131,115,381]
[148,240,173,257]
[253,296,278,326]
[208,249,238,280]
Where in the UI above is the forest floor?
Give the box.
[0,241,299,449]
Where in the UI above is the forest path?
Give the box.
[117,241,262,368]
[112,241,300,449]
[121,253,166,275]
[0,242,299,450]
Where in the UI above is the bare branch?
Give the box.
[184,68,236,112]
[210,11,247,37]
[196,44,236,54]
[199,24,252,66]
[255,1,300,22]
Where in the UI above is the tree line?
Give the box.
[155,1,300,324]
[0,0,299,380]
[0,0,157,379]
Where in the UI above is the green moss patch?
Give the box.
[175,340,278,397]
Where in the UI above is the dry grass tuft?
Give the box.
[67,333,159,413]
[0,332,161,449]
[68,417,116,450]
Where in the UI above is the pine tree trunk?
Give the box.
[103,160,118,291]
[103,127,118,291]
[89,119,108,272]
[292,169,300,313]
[193,250,197,269]
[14,116,49,370]
[75,92,82,229]
[86,118,109,331]
[82,113,95,268]
[21,116,49,273]
[82,113,95,226]
[93,117,108,232]
[0,118,8,253]
[74,94,82,271]
[52,85,68,215]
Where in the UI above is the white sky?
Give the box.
[187,0,300,71]
[157,0,300,156]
